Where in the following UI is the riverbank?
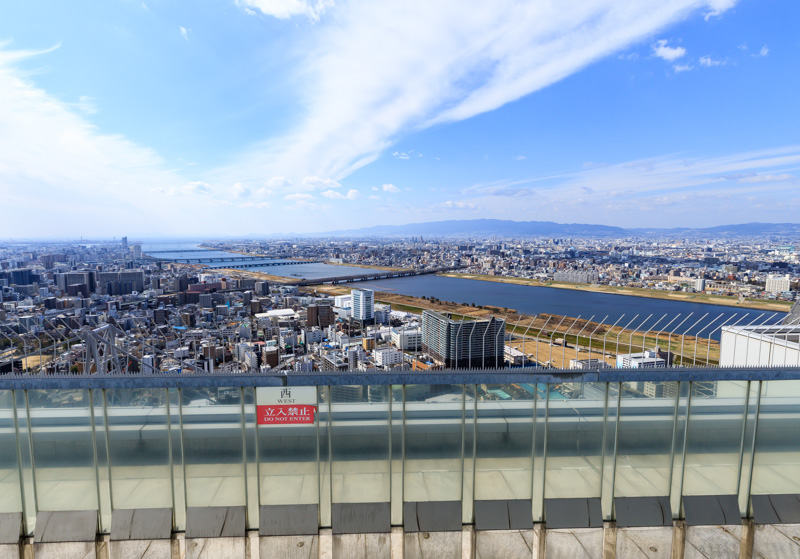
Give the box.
[325,261,409,272]
[310,284,721,366]
[437,273,793,312]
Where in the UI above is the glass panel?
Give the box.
[404,384,464,503]
[545,382,606,499]
[391,386,402,525]
[0,390,22,513]
[243,388,258,531]
[15,391,36,534]
[532,384,547,522]
[614,381,678,498]
[330,385,390,504]
[182,387,246,507]
[92,389,111,532]
[463,385,476,524]
[682,380,747,496]
[475,383,533,501]
[318,387,331,527]
[28,388,98,512]
[751,380,800,495]
[257,387,318,507]
[601,383,618,520]
[106,388,172,512]
[168,388,186,530]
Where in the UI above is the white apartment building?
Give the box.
[352,288,374,321]
[391,328,422,350]
[766,274,791,295]
[375,347,404,367]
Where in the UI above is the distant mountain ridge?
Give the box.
[311,219,800,238]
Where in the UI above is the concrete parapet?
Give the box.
[332,532,391,558]
[545,527,604,559]
[474,529,534,559]
[260,534,318,558]
[683,525,742,559]
[0,520,796,557]
[751,523,800,558]
[616,527,673,558]
[404,530,460,559]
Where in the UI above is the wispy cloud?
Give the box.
[179,26,190,40]
[673,63,693,73]
[236,0,333,22]
[699,55,724,67]
[321,188,360,200]
[652,39,686,61]
[758,45,769,57]
[0,43,191,234]
[452,145,800,225]
[382,183,400,193]
[219,0,738,190]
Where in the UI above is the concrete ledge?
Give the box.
[34,541,97,559]
[0,545,20,559]
[616,526,672,558]
[109,539,172,558]
[752,523,800,558]
[474,529,534,559]
[683,525,741,559]
[405,530,461,559]
[332,532,390,559]
[545,527,603,559]
[259,534,317,558]
[184,536,245,559]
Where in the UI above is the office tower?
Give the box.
[121,236,128,249]
[421,310,505,369]
[352,288,374,322]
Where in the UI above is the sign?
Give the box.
[256,386,317,425]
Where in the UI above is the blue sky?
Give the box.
[0,0,798,237]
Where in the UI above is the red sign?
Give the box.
[257,404,316,425]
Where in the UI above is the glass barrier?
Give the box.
[28,388,98,514]
[475,383,534,502]
[404,384,464,504]
[682,381,747,497]
[330,385,391,505]
[181,386,246,507]
[545,382,607,499]
[0,390,21,514]
[106,388,172,512]
[751,380,800,495]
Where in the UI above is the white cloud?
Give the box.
[703,0,737,20]
[516,155,527,160]
[300,176,341,190]
[758,45,769,57]
[393,151,410,160]
[236,0,333,22]
[699,55,723,67]
[183,181,211,195]
[673,63,693,73]
[321,188,360,199]
[221,0,737,188]
[265,176,291,188]
[652,39,686,61]
[231,182,250,197]
[382,183,400,193]
[0,44,190,234]
[456,145,800,225]
[179,27,190,40]
[284,192,314,200]
[737,173,794,183]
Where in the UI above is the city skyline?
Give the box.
[1,0,799,236]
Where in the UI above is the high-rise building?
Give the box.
[421,310,505,369]
[351,288,374,323]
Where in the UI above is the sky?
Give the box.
[1,0,799,238]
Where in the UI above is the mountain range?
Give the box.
[310,219,800,239]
